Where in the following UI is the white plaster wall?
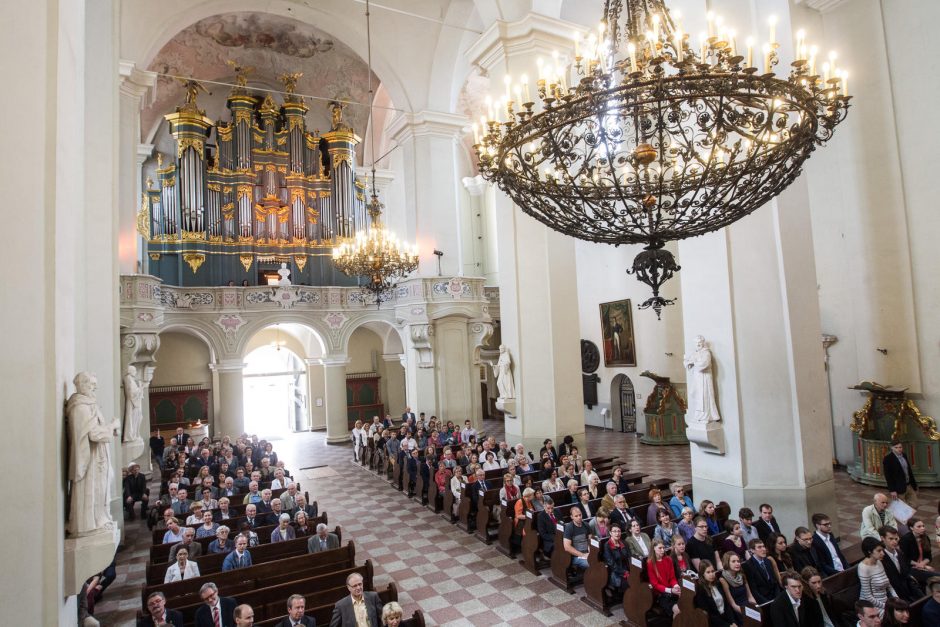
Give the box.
[574,240,685,432]
[804,0,940,463]
[152,332,212,387]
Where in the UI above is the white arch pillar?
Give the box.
[322,356,350,444]
[210,359,245,437]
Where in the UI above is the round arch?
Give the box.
[122,0,415,113]
[159,321,220,363]
[233,314,329,358]
[339,315,405,357]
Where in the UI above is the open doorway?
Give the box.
[243,344,308,439]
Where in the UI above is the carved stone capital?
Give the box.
[121,332,160,368]
[407,323,435,368]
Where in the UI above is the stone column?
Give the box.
[388,111,470,276]
[323,356,350,444]
[467,14,586,453]
[402,322,438,416]
[382,354,406,418]
[305,358,326,431]
[118,61,155,275]
[462,175,496,283]
[673,0,837,536]
[210,360,245,438]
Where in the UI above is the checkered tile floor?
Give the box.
[96,420,939,626]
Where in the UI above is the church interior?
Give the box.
[4,0,940,625]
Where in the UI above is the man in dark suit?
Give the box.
[138,591,184,627]
[276,595,316,627]
[883,441,919,508]
[292,494,318,520]
[753,503,781,543]
[330,572,383,627]
[880,525,923,601]
[123,462,150,520]
[810,513,848,576]
[787,527,820,573]
[307,524,340,553]
[243,504,262,529]
[401,407,416,423]
[609,494,636,530]
[537,498,559,556]
[172,427,187,448]
[922,577,940,626]
[742,539,781,604]
[766,571,805,627]
[194,583,236,627]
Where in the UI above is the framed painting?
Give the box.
[599,299,637,367]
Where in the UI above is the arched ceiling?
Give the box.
[142,12,378,141]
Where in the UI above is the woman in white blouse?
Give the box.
[164,547,200,583]
[542,469,565,494]
[482,452,501,471]
[580,459,599,487]
[351,420,366,463]
[450,465,465,516]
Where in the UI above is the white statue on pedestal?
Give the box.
[67,372,120,537]
[277,262,292,286]
[493,344,516,399]
[684,335,722,423]
[122,365,143,444]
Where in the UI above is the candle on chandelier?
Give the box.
[796,29,806,60]
[674,30,683,62]
[521,74,530,102]
[809,46,818,75]
[574,31,581,58]
[763,43,772,73]
[841,70,849,97]
[699,32,707,62]
[746,37,754,68]
[728,30,737,57]
[652,14,661,42]
[628,42,638,72]
[707,11,715,38]
[472,123,480,144]
[536,57,545,81]
[822,62,830,82]
[768,15,778,46]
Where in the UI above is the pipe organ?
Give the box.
[138,74,367,286]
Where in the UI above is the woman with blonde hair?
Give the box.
[381,601,403,627]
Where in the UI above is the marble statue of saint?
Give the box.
[684,335,721,423]
[493,344,516,399]
[67,372,121,537]
[122,365,143,444]
[278,262,292,286]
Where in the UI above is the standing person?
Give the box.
[351,420,365,463]
[695,560,736,627]
[647,539,682,619]
[883,441,918,508]
[330,572,384,627]
[276,595,315,627]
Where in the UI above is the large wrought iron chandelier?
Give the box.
[332,0,419,305]
[473,0,851,317]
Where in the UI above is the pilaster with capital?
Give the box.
[401,321,438,415]
[120,332,160,471]
[466,14,586,453]
[209,359,245,438]
[321,355,350,444]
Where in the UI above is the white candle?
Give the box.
[768,15,778,45]
[707,11,715,38]
[674,30,683,62]
[574,31,581,58]
[841,70,849,97]
[795,29,805,60]
[822,62,830,82]
[746,37,754,68]
[472,123,479,144]
[521,74,530,102]
[699,32,707,62]
[728,30,737,57]
[652,14,661,42]
[763,43,772,73]
[809,46,818,75]
[628,42,638,72]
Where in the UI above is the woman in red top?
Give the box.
[647,539,682,618]
[434,461,452,492]
[499,473,520,502]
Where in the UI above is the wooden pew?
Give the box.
[582,535,618,615]
[173,561,377,625]
[145,525,342,585]
[672,575,709,627]
[474,487,504,544]
[144,543,357,612]
[621,556,653,627]
[252,582,399,627]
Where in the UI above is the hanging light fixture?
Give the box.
[271,324,286,351]
[332,0,419,306]
[472,0,851,318]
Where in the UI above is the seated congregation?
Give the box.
[125,428,426,627]
[354,415,940,626]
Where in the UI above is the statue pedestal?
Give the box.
[496,397,516,418]
[64,527,119,596]
[686,421,725,455]
[122,437,144,465]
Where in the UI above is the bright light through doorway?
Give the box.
[243,345,308,439]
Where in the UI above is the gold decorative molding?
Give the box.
[149,253,161,261]
[295,255,308,272]
[181,230,206,242]
[136,196,151,239]
[182,253,206,274]
[177,137,205,159]
[239,254,253,272]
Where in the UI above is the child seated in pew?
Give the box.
[647,538,682,618]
